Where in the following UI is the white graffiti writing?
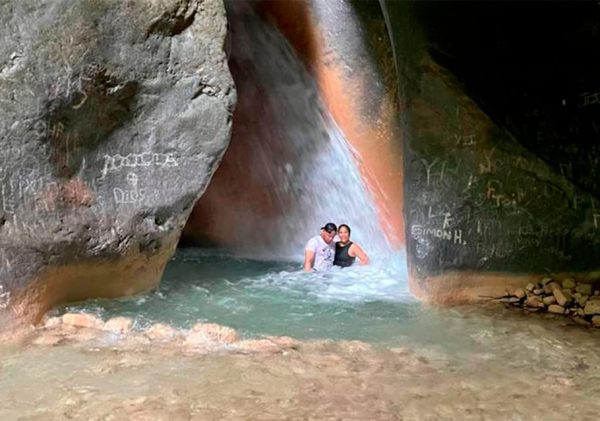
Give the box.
[113,187,146,204]
[101,152,178,177]
[113,172,145,205]
[479,147,495,174]
[454,134,476,147]
[411,224,466,246]
[580,91,600,108]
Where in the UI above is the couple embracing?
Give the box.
[303,222,369,272]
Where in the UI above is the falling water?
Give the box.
[224,1,401,266]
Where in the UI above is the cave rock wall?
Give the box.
[381,0,600,301]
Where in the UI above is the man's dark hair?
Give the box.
[321,222,337,233]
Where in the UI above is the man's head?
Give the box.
[320,222,337,244]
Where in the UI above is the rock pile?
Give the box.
[497,278,600,327]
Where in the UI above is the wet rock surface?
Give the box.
[0,0,235,328]
[27,313,301,356]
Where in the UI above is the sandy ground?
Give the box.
[2,308,600,420]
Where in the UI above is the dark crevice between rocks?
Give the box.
[138,192,197,253]
[191,82,219,99]
[146,3,197,38]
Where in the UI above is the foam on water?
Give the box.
[249,258,411,303]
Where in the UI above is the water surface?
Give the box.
[3,249,600,419]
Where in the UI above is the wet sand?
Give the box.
[2,305,600,420]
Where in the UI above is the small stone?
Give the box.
[575,283,592,296]
[576,308,586,317]
[565,291,574,306]
[594,290,600,296]
[525,283,535,292]
[62,313,103,329]
[526,296,545,308]
[184,331,211,348]
[576,294,589,307]
[548,305,565,314]
[553,288,572,307]
[542,295,557,306]
[513,288,526,299]
[265,335,301,349]
[592,316,600,327]
[499,297,521,304]
[572,317,591,327]
[103,317,133,334]
[235,339,280,353]
[562,278,576,289]
[44,317,62,328]
[584,301,600,316]
[543,282,559,295]
[533,288,544,296]
[540,277,554,286]
[145,323,179,341]
[191,323,238,344]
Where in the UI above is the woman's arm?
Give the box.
[349,243,369,265]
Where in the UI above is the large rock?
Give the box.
[0,0,235,330]
[380,1,600,302]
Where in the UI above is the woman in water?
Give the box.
[333,224,370,267]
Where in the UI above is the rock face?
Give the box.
[380,1,600,301]
[0,0,235,329]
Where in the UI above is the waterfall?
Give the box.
[222,1,401,268]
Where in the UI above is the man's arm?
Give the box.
[303,248,315,271]
[350,244,370,265]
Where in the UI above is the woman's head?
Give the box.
[338,224,351,243]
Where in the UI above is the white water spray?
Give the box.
[227,4,406,280]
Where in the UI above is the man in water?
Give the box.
[303,222,337,272]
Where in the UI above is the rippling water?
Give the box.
[48,248,600,368]
[53,248,413,343]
